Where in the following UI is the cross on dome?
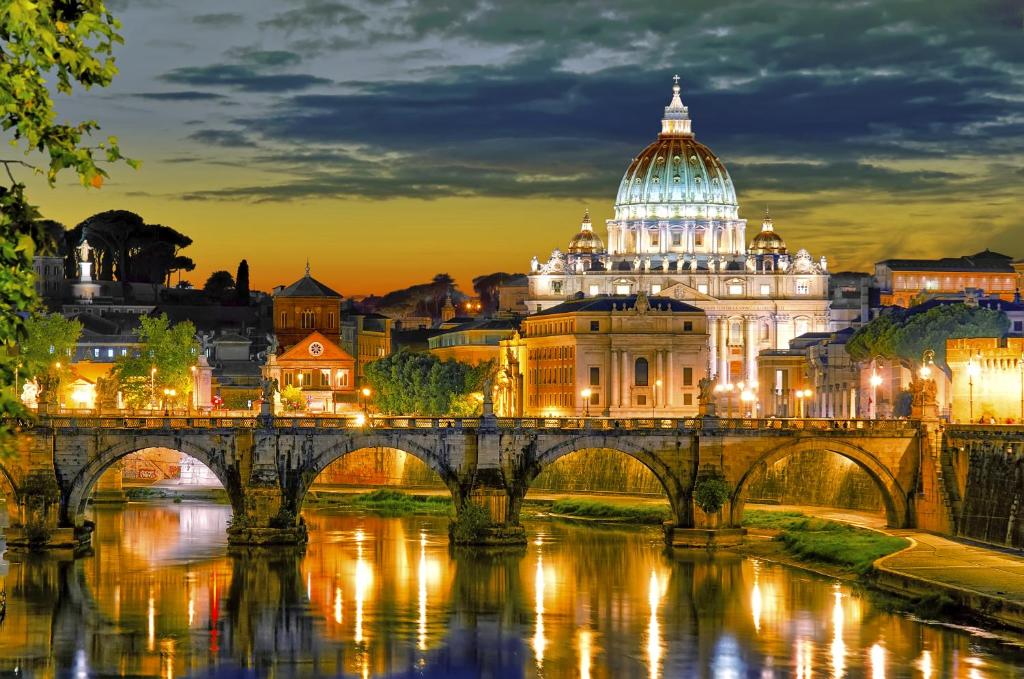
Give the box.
[581,208,592,231]
[305,258,311,276]
[660,74,692,138]
[762,206,774,232]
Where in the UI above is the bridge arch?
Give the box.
[64,437,240,528]
[525,435,688,525]
[0,461,19,525]
[293,432,462,512]
[730,438,910,528]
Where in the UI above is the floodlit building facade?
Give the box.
[526,78,830,385]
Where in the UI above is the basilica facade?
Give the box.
[526,77,830,384]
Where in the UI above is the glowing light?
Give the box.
[334,586,343,625]
[647,571,663,679]
[354,412,366,427]
[533,549,547,669]
[578,627,593,679]
[870,373,883,387]
[418,532,428,651]
[870,643,886,679]
[307,571,312,601]
[916,650,933,679]
[160,638,175,679]
[148,589,156,651]
[70,382,95,408]
[831,587,846,679]
[795,638,814,679]
[354,529,371,645]
[751,564,762,633]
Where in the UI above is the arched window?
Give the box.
[301,309,315,329]
[634,357,649,386]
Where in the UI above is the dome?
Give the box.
[614,77,738,221]
[567,209,605,254]
[749,209,787,255]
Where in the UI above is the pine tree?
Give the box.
[235,259,250,305]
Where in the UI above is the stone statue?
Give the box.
[778,254,791,273]
[643,257,651,272]
[676,257,685,272]
[662,258,670,272]
[530,256,539,272]
[77,237,93,263]
[819,255,828,272]
[261,376,279,403]
[574,257,585,273]
[604,257,613,271]
[632,256,641,271]
[20,379,39,408]
[266,333,278,356]
[698,376,715,404]
[745,254,756,272]
[37,371,58,406]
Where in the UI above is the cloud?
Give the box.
[192,12,245,28]
[224,47,304,68]
[161,64,331,92]
[133,90,229,101]
[259,0,369,32]
[188,129,259,148]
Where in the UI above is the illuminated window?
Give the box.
[697,283,709,295]
[796,280,810,295]
[651,284,662,295]
[695,231,705,246]
[728,283,743,295]
[672,232,681,246]
[651,231,659,246]
[615,284,630,295]
[589,284,600,296]
[760,284,771,296]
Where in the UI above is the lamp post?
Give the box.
[796,388,813,418]
[654,379,662,416]
[360,386,372,416]
[581,388,592,417]
[967,355,980,423]
[150,366,157,411]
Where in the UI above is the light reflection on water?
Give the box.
[0,502,1023,678]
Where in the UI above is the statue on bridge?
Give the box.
[261,376,279,404]
[698,376,717,417]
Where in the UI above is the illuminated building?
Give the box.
[263,331,357,413]
[429,318,519,365]
[947,337,1024,423]
[757,329,859,418]
[527,78,830,384]
[272,263,342,352]
[340,312,394,386]
[497,293,707,417]
[874,250,1017,307]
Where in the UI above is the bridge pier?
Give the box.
[450,422,526,547]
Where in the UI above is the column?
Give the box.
[610,349,619,411]
[708,316,718,379]
[718,318,729,383]
[621,350,630,408]
[667,349,674,407]
[744,316,757,383]
[660,225,668,254]
[655,350,664,409]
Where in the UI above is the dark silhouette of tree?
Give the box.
[234,259,250,305]
[472,272,527,314]
[204,270,235,303]
[365,273,464,321]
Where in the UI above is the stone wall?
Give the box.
[744,450,884,512]
[956,440,1024,549]
[312,448,444,488]
[529,450,666,496]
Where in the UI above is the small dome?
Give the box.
[749,209,787,255]
[568,209,605,254]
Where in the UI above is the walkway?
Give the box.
[756,503,1024,628]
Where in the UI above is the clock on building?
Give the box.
[308,341,324,357]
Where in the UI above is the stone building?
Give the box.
[947,337,1024,424]
[263,331,357,413]
[428,318,519,365]
[340,311,393,386]
[496,293,708,417]
[526,78,830,385]
[874,250,1017,307]
[272,264,342,351]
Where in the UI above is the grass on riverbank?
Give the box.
[310,489,452,516]
[547,499,669,524]
[742,510,909,574]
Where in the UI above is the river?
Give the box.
[1,502,1023,677]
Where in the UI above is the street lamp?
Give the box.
[796,388,813,418]
[919,348,935,381]
[654,378,662,415]
[967,354,980,423]
[360,386,372,415]
[581,388,592,417]
[190,365,198,411]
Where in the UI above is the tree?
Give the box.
[64,212,194,284]
[203,270,235,303]
[280,384,304,411]
[364,349,493,416]
[18,313,82,388]
[847,303,1010,372]
[234,259,250,305]
[472,272,527,314]
[111,315,198,409]
[1,0,134,446]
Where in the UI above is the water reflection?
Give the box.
[1,503,1023,677]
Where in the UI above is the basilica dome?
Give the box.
[749,209,787,255]
[613,78,738,222]
[567,209,605,254]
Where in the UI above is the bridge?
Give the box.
[2,410,958,554]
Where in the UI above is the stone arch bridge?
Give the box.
[2,413,944,552]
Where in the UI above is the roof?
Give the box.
[877,250,1014,273]
[532,295,702,316]
[436,318,519,335]
[276,273,342,298]
[909,297,1024,316]
[213,332,251,343]
[277,330,355,363]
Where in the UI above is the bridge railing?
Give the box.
[28,414,920,433]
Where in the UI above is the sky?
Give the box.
[23,0,1024,296]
